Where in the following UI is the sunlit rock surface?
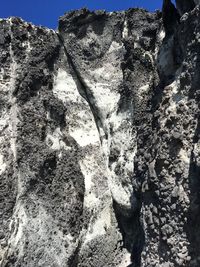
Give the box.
[1,1,200,266]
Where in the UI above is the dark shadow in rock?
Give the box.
[162,0,180,36]
[186,18,200,264]
[113,197,145,267]
[91,17,106,36]
[186,113,200,267]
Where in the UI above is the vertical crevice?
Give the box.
[187,116,200,265]
[56,33,107,144]
[113,196,144,267]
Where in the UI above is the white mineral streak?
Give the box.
[52,40,136,250]
[84,41,125,156]
[53,67,113,246]
[7,64,87,266]
[155,29,166,59]
[46,127,71,151]
[139,84,150,96]
[79,155,100,208]
[0,154,6,175]
[122,19,129,39]
[84,206,111,243]
[160,73,184,128]
[53,69,80,104]
[8,199,70,267]
[53,69,100,147]
[0,19,21,264]
[179,148,190,165]
[82,41,136,212]
[0,17,22,190]
[8,18,19,161]
[159,29,166,41]
[22,31,32,55]
[8,203,28,257]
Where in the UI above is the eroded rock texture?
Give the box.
[1,0,200,266]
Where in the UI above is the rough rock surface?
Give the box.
[0,0,200,266]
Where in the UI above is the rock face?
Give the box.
[0,0,200,266]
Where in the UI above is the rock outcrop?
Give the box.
[0,0,200,266]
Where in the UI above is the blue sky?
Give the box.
[0,0,175,29]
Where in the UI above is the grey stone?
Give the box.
[0,1,200,267]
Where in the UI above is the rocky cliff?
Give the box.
[0,0,200,266]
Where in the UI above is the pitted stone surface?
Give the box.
[1,1,200,267]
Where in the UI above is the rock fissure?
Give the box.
[57,33,105,146]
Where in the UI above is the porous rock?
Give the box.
[1,1,200,266]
